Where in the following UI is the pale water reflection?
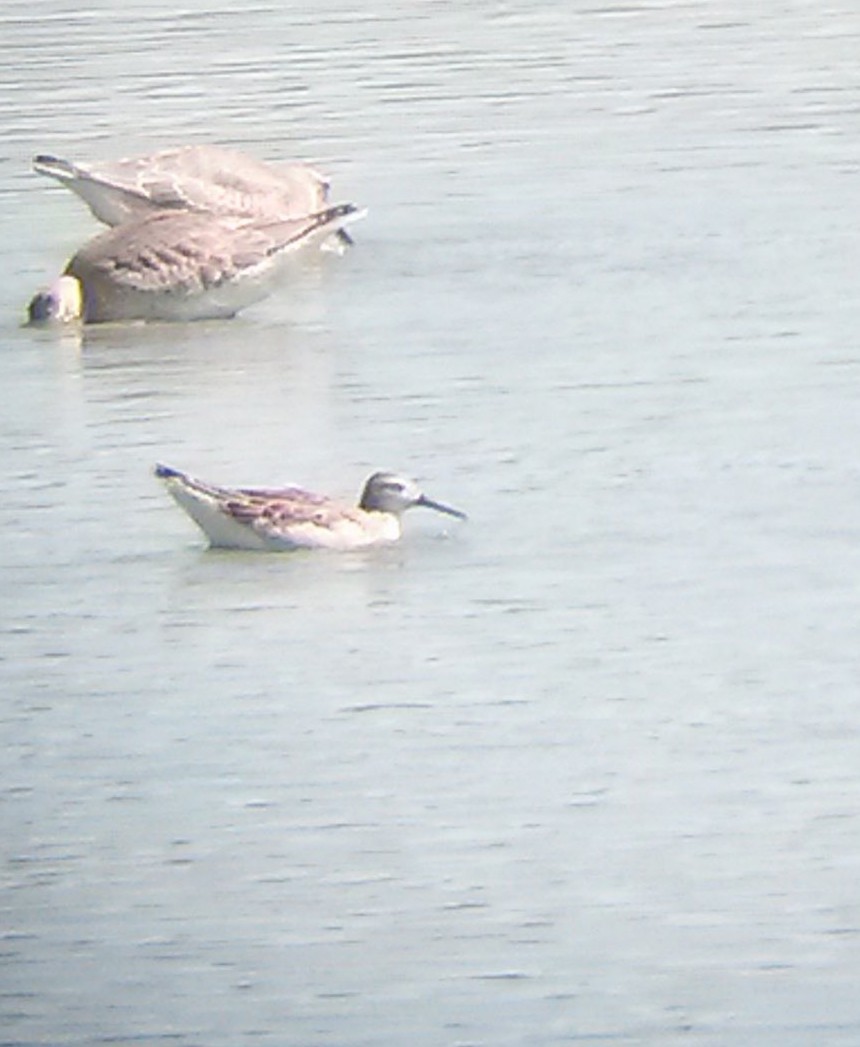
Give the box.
[3,2,860,1045]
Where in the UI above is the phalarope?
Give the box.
[27,203,362,324]
[33,145,337,227]
[154,464,467,551]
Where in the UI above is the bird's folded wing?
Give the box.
[67,213,316,293]
[224,489,358,537]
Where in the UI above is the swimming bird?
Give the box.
[27,202,362,324]
[33,144,336,227]
[154,464,467,551]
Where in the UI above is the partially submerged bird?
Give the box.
[33,144,335,227]
[155,464,467,551]
[27,202,362,324]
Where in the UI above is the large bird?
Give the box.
[27,203,363,324]
[33,144,337,227]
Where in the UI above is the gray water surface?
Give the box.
[3,2,860,1044]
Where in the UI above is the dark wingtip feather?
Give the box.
[154,463,182,479]
[322,202,365,225]
[33,154,75,176]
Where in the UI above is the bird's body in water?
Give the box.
[154,465,467,552]
[27,203,362,325]
[32,144,338,227]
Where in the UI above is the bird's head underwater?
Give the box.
[27,275,83,324]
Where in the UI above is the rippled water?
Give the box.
[3,2,860,1044]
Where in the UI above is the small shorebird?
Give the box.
[155,464,467,551]
[33,144,336,227]
[27,203,362,324]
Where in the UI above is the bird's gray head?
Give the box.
[359,471,466,520]
[27,276,83,324]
